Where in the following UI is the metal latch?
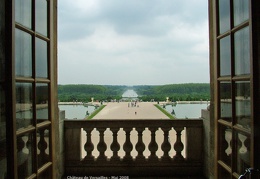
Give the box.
[238,168,260,179]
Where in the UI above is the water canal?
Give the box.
[122,89,138,98]
[59,89,209,119]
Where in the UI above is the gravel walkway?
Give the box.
[92,102,169,119]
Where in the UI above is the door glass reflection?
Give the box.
[220,82,232,122]
[37,127,50,169]
[219,124,232,167]
[36,83,49,122]
[218,0,230,34]
[16,83,33,130]
[36,0,48,36]
[36,38,48,78]
[235,82,251,130]
[218,165,231,179]
[235,132,250,175]
[219,36,231,76]
[233,0,249,26]
[17,133,34,178]
[234,27,250,76]
[15,29,32,77]
[15,0,32,29]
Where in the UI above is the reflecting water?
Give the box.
[164,103,209,118]
[59,105,96,119]
[122,89,138,98]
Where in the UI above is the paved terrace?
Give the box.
[92,101,170,119]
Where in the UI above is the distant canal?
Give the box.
[122,89,138,98]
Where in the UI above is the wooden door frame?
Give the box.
[4,0,58,178]
[209,0,260,178]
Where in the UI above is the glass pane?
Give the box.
[17,133,35,178]
[219,124,232,166]
[36,38,48,78]
[36,0,48,36]
[235,132,250,175]
[38,166,51,179]
[234,0,249,26]
[235,82,251,130]
[218,165,231,179]
[219,36,231,76]
[220,82,232,122]
[15,29,32,77]
[234,27,250,75]
[36,83,49,122]
[37,127,50,168]
[218,0,230,34]
[15,0,32,28]
[16,83,33,130]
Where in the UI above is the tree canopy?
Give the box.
[133,83,210,101]
[58,85,127,102]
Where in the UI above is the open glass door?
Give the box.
[4,0,57,178]
[212,0,260,178]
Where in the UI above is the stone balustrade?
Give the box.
[64,119,203,178]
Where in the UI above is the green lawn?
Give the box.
[154,104,175,119]
[85,105,106,119]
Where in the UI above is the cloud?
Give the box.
[58,0,209,85]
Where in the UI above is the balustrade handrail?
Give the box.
[64,118,203,128]
[64,118,204,178]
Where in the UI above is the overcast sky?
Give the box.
[58,0,209,85]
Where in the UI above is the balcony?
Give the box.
[63,118,204,178]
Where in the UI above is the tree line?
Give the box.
[58,84,127,102]
[134,83,210,101]
[58,83,210,102]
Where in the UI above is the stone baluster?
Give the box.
[83,128,94,160]
[17,135,25,154]
[17,135,28,178]
[38,129,47,156]
[173,127,184,161]
[244,135,250,154]
[123,127,133,161]
[148,127,158,161]
[135,127,146,161]
[97,127,107,161]
[38,129,49,165]
[110,127,120,161]
[161,127,172,161]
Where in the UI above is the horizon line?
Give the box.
[58,82,210,86]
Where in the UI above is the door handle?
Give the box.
[238,168,260,179]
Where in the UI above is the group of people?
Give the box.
[128,101,139,108]
[127,101,139,115]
